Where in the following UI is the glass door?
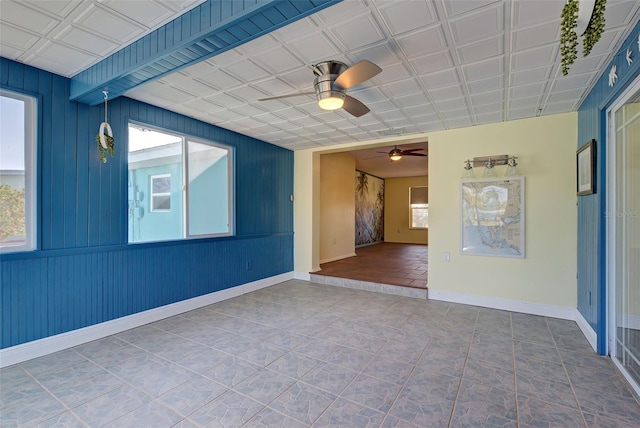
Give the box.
[608,77,640,394]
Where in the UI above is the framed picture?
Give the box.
[577,139,596,196]
[460,177,525,258]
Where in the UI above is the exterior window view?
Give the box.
[1,1,639,427]
[0,90,36,253]
[127,123,233,243]
[410,186,428,229]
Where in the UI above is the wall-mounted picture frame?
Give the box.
[577,139,596,196]
[460,177,525,258]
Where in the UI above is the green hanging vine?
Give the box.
[560,0,579,76]
[560,0,608,75]
[583,0,606,57]
[96,132,115,163]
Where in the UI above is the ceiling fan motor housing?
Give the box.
[313,61,348,106]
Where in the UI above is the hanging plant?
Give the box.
[583,0,606,57]
[96,125,115,163]
[560,0,579,76]
[96,91,115,163]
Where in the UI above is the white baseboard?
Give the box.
[574,309,597,352]
[428,289,576,320]
[0,272,294,368]
[319,253,356,264]
[294,271,311,281]
[429,289,602,352]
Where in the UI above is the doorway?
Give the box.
[607,75,640,395]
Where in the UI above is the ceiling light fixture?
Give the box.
[389,148,403,161]
[314,63,347,111]
[317,92,345,110]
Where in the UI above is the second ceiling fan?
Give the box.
[258,60,382,117]
[378,146,427,161]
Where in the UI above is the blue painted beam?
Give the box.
[70,0,342,105]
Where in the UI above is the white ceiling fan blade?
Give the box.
[342,95,370,117]
[334,60,382,89]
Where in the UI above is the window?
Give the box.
[410,186,428,229]
[0,89,37,253]
[150,174,171,211]
[128,122,233,243]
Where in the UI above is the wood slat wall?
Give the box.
[576,21,640,354]
[0,58,294,349]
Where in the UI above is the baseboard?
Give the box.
[355,241,382,248]
[0,272,294,368]
[574,309,597,352]
[294,271,311,281]
[428,289,575,321]
[319,252,356,264]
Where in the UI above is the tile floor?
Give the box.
[315,243,427,289]
[1,280,639,427]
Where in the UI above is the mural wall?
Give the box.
[355,171,384,246]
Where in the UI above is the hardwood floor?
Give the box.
[314,243,427,289]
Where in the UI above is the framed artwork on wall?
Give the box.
[577,139,596,196]
[460,177,525,258]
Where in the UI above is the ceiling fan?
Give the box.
[257,60,382,117]
[377,146,427,162]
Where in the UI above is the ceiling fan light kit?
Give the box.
[317,96,344,110]
[314,61,347,110]
[389,148,403,161]
[373,145,428,162]
[258,59,381,117]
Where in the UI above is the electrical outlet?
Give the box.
[442,252,451,262]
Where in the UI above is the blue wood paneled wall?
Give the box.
[0,58,294,349]
[577,21,640,354]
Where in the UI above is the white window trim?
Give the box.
[606,73,640,398]
[0,89,37,254]
[149,174,171,212]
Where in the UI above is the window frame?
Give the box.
[0,88,37,254]
[127,121,234,243]
[409,186,428,230]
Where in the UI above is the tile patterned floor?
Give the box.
[315,243,427,289]
[2,280,639,427]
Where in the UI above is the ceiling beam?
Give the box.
[70,0,342,105]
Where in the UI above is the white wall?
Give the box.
[429,112,578,307]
